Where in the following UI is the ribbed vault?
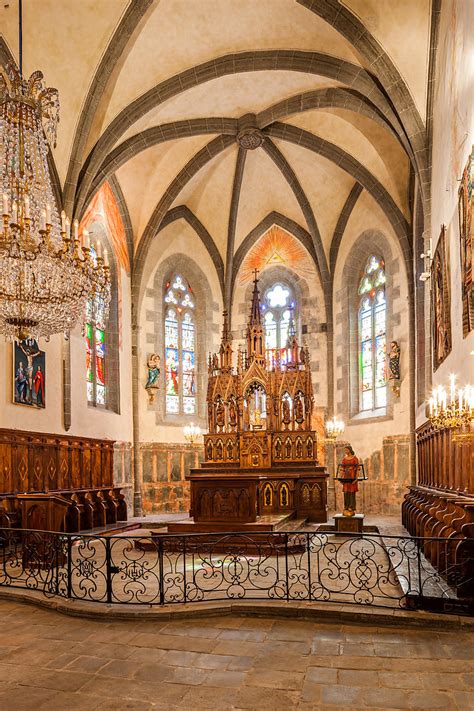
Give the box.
[1,0,434,336]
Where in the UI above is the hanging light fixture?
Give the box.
[0,1,110,341]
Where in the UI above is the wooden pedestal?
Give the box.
[334,513,365,534]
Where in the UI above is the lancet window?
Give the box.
[262,282,295,362]
[86,245,107,406]
[164,275,196,415]
[358,255,387,411]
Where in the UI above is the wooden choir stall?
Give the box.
[169,273,328,535]
[0,429,128,534]
[402,422,474,595]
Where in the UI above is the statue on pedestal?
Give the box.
[145,354,160,403]
[338,445,360,517]
[387,340,401,396]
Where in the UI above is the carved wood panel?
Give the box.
[0,428,115,495]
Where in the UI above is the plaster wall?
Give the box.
[419,0,474,426]
[0,268,134,443]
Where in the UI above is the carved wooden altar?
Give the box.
[169,273,328,534]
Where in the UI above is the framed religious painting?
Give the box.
[13,339,46,408]
[431,226,452,371]
[458,150,473,337]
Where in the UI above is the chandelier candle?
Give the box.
[0,61,111,340]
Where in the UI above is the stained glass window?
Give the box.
[358,256,387,411]
[164,276,196,415]
[263,282,295,365]
[85,245,108,406]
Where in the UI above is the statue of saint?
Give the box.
[215,398,225,429]
[145,354,160,389]
[388,341,400,380]
[294,393,304,424]
[228,399,237,427]
[282,397,291,426]
[251,408,262,429]
[274,439,282,459]
[145,354,160,402]
[339,445,359,517]
[387,341,401,395]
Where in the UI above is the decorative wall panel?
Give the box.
[140,442,203,514]
[0,428,115,495]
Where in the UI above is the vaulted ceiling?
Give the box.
[0,0,434,307]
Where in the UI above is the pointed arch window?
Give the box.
[164,275,196,415]
[358,256,387,411]
[262,282,295,363]
[86,245,107,406]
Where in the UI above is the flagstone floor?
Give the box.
[0,599,472,710]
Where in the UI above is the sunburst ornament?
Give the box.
[240,225,315,283]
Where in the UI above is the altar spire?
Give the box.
[246,270,265,363]
[219,310,233,372]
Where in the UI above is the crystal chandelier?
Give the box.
[0,59,110,341]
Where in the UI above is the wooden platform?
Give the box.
[135,512,310,553]
[167,512,296,534]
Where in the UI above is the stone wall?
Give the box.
[140,443,203,514]
[113,441,133,512]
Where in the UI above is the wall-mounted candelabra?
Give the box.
[419,238,432,282]
[427,376,474,440]
[183,423,202,444]
[325,416,345,442]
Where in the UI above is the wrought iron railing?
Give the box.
[0,528,472,614]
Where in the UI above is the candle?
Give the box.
[458,389,463,412]
[429,397,434,416]
[11,201,17,224]
[103,248,109,267]
[45,203,51,225]
[96,240,102,258]
[61,210,66,232]
[83,229,90,250]
[24,195,30,218]
[40,209,46,231]
[2,193,8,215]
[65,217,71,238]
[449,374,455,405]
[73,219,79,241]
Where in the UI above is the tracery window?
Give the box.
[262,283,295,363]
[358,255,387,412]
[86,245,107,406]
[164,275,196,415]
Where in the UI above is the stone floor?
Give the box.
[0,600,472,710]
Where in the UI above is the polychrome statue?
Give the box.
[339,445,359,516]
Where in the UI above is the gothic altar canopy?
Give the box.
[169,273,328,534]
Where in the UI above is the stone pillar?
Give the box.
[132,315,143,516]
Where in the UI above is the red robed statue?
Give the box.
[338,445,360,517]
